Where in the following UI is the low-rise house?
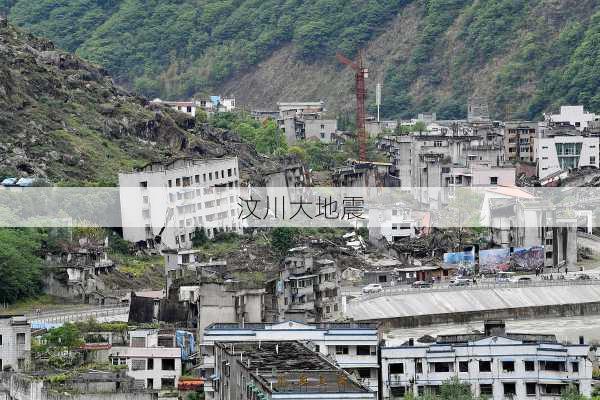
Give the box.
[108,329,182,390]
[0,315,30,372]
[380,321,592,400]
[0,371,158,400]
[213,341,375,400]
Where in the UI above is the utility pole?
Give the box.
[376,83,381,123]
[337,50,369,161]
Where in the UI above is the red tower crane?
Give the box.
[337,50,369,161]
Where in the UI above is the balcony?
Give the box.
[333,354,378,368]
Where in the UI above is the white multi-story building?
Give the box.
[119,157,242,249]
[0,315,31,372]
[380,322,592,400]
[547,106,600,132]
[109,329,182,390]
[537,136,599,180]
[201,321,380,398]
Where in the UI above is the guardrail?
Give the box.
[29,306,130,324]
[353,279,600,302]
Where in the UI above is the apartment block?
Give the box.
[201,321,380,395]
[0,316,30,372]
[119,157,241,249]
[213,341,375,400]
[267,247,341,323]
[276,101,337,144]
[380,321,592,400]
[503,121,537,162]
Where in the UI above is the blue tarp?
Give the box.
[176,330,195,361]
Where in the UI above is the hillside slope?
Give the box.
[0,18,289,184]
[5,0,600,120]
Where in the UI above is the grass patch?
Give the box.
[0,294,61,314]
[114,254,163,277]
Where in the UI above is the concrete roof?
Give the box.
[346,283,600,321]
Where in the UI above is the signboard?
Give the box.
[511,246,544,271]
[443,249,475,267]
[479,248,510,273]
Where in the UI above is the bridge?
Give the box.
[345,280,600,328]
[27,305,129,328]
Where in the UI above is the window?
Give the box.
[434,140,443,147]
[502,360,515,372]
[161,378,175,389]
[479,360,491,372]
[16,333,25,345]
[320,132,325,138]
[186,106,192,113]
[490,176,498,185]
[161,358,176,370]
[430,362,453,373]
[526,382,537,396]
[139,181,148,188]
[459,361,469,372]
[442,167,450,173]
[335,346,349,355]
[195,175,200,183]
[591,156,596,164]
[17,359,24,370]
[572,361,579,372]
[525,360,535,371]
[415,360,423,373]
[356,368,371,379]
[389,363,404,374]
[480,384,493,396]
[147,379,154,389]
[503,382,516,397]
[131,359,146,371]
[356,346,372,356]
[0,334,2,345]
[131,337,145,347]
[175,178,181,187]
[147,358,154,370]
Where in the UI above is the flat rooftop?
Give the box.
[218,341,369,394]
[207,321,378,331]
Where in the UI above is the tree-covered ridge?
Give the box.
[6,0,600,119]
[7,0,407,99]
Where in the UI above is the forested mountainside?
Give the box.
[4,0,600,120]
[0,19,291,185]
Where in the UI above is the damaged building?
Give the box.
[266,247,341,323]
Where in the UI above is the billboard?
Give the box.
[443,249,475,268]
[510,246,544,271]
[479,248,510,273]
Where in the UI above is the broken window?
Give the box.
[459,361,469,372]
[131,359,146,371]
[502,360,515,372]
[389,363,404,374]
[335,345,349,355]
[16,333,25,345]
[503,382,516,397]
[161,378,175,389]
[526,382,536,396]
[524,361,535,371]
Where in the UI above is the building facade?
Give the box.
[119,157,242,249]
[380,322,592,400]
[268,247,341,323]
[108,329,182,390]
[0,316,30,372]
[504,121,538,163]
[537,136,599,180]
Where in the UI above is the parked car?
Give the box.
[449,278,471,287]
[412,281,432,289]
[510,276,533,284]
[362,284,383,294]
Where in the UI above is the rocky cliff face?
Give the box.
[0,18,290,185]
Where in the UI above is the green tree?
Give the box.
[44,323,84,350]
[192,227,208,247]
[0,229,44,304]
[270,227,299,254]
[560,385,587,400]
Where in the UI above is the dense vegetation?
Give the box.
[6,0,406,99]
[7,0,600,120]
[0,229,44,304]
